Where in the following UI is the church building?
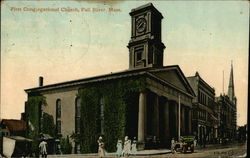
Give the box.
[215,63,237,142]
[24,3,196,154]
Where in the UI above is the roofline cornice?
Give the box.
[25,70,147,93]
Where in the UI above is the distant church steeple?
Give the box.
[227,61,235,102]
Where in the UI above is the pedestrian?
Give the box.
[128,139,131,155]
[123,136,131,157]
[194,138,197,147]
[39,138,47,158]
[116,139,123,157]
[97,136,105,158]
[131,137,137,156]
[171,138,176,154]
[203,135,206,148]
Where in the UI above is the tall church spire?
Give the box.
[227,61,235,101]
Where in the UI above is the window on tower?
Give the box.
[136,51,142,61]
[134,46,144,66]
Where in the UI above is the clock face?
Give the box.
[136,17,147,33]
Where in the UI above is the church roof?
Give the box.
[129,3,163,19]
[25,65,195,97]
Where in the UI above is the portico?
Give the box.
[137,67,194,149]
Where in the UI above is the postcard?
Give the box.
[1,0,248,157]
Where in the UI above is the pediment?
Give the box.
[148,66,195,96]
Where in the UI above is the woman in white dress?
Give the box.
[97,136,105,157]
[123,136,131,157]
[131,137,137,156]
[116,139,123,157]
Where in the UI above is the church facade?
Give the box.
[24,3,195,153]
[215,63,237,143]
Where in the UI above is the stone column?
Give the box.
[138,91,146,149]
[71,141,75,154]
[189,108,192,134]
[198,125,200,144]
[174,102,179,139]
[181,106,185,135]
[144,95,147,138]
[163,100,170,144]
[153,95,159,138]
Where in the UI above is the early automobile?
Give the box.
[174,136,195,153]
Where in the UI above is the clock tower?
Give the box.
[128,3,166,69]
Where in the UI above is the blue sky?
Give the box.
[1,0,249,126]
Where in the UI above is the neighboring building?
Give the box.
[215,63,237,142]
[24,3,195,153]
[216,95,237,141]
[237,124,247,142]
[0,119,26,137]
[187,72,218,146]
[0,119,26,154]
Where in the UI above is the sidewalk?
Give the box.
[48,149,172,158]
[136,149,171,156]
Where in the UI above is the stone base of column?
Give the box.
[71,142,75,154]
[152,138,160,149]
[137,141,145,150]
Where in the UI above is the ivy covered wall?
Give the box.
[25,96,56,154]
[25,96,45,154]
[25,76,146,154]
[42,113,56,138]
[78,76,146,153]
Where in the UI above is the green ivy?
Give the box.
[79,86,101,153]
[25,96,47,155]
[42,113,56,138]
[60,136,72,154]
[25,96,56,155]
[78,77,146,153]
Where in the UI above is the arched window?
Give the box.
[75,97,82,154]
[75,97,81,135]
[100,97,104,135]
[56,99,61,135]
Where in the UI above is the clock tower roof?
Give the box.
[129,3,163,19]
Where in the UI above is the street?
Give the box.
[155,143,247,157]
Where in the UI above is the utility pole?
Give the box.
[178,94,181,141]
